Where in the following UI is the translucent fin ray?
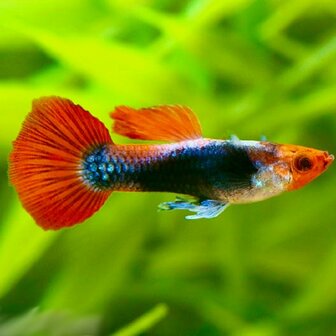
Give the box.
[159,197,229,219]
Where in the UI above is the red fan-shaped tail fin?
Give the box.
[9,97,113,230]
[111,105,202,142]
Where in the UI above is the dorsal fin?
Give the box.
[111,105,202,142]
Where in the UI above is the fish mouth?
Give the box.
[323,152,334,169]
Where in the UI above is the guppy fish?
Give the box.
[9,97,333,230]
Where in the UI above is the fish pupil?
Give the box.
[295,156,313,172]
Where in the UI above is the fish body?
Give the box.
[9,97,333,230]
[81,140,276,203]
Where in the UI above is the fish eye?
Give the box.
[294,156,313,172]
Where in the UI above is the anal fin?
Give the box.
[159,197,229,219]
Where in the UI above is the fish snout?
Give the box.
[321,151,334,169]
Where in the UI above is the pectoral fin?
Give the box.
[159,197,229,219]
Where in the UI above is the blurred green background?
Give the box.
[1,0,336,335]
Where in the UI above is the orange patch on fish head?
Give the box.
[278,144,334,191]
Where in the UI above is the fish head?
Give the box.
[277,144,334,191]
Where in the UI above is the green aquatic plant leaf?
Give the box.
[0,199,57,298]
[111,304,168,336]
